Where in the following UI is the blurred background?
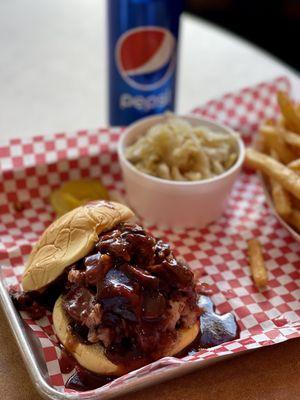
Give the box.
[0,0,299,138]
[185,0,300,71]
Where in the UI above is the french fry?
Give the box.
[270,179,292,218]
[287,158,300,173]
[280,128,300,148]
[269,149,292,218]
[247,239,268,287]
[255,135,266,153]
[269,148,279,160]
[259,124,275,138]
[259,124,295,163]
[285,209,300,232]
[278,115,286,127]
[254,92,300,236]
[245,148,300,199]
[277,91,300,134]
[290,196,300,210]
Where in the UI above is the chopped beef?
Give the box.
[10,270,71,319]
[68,269,86,285]
[62,286,95,324]
[84,253,112,286]
[62,223,200,368]
[10,289,47,320]
[165,300,185,331]
[84,303,103,328]
[88,326,111,346]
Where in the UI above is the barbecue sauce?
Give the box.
[59,347,76,374]
[66,367,114,391]
[177,295,239,358]
[64,295,239,391]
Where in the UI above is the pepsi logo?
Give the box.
[116,27,176,91]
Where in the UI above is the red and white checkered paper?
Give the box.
[0,76,299,396]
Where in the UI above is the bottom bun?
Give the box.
[53,295,199,376]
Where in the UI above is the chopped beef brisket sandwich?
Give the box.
[22,201,200,375]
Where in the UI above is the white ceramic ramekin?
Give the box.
[118,114,245,229]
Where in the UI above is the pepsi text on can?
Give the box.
[107,0,182,125]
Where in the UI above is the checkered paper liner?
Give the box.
[0,76,299,397]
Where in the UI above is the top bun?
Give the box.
[22,201,134,292]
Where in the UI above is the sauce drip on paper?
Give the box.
[178,295,239,357]
[66,367,114,391]
[59,348,76,374]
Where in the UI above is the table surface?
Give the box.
[0,1,299,399]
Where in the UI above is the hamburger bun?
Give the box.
[22,201,134,292]
[53,295,199,376]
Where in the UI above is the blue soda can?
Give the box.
[107,0,183,126]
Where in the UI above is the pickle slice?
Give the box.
[50,180,110,216]
[60,180,109,201]
[50,191,81,217]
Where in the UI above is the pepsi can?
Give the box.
[107,0,183,125]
